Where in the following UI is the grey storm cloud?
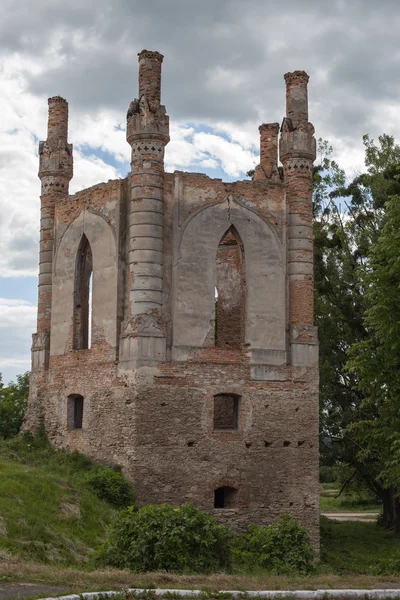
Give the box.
[2,0,400,150]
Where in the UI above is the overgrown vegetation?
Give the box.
[0,432,132,565]
[96,506,315,576]
[86,466,135,509]
[231,515,315,574]
[95,504,232,574]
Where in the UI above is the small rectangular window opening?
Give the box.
[214,486,238,508]
[213,394,239,430]
[67,394,84,429]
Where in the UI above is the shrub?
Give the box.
[95,504,231,573]
[231,514,315,574]
[85,466,135,509]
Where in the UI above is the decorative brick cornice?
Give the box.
[138,49,164,62]
[284,70,309,85]
[48,96,67,104]
[259,122,280,134]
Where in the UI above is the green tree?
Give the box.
[313,139,368,471]
[315,134,400,529]
[0,372,29,438]
[347,193,400,531]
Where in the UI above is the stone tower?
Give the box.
[25,51,319,545]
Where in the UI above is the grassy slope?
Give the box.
[0,435,116,565]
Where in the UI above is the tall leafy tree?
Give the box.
[314,136,400,528]
[347,189,400,531]
[0,372,29,438]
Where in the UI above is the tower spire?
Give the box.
[280,71,317,367]
[33,96,73,372]
[120,50,170,370]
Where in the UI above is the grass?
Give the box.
[0,433,117,565]
[320,483,382,513]
[1,557,400,593]
[320,516,400,575]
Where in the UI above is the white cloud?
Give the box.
[71,151,121,194]
[0,298,36,330]
[0,298,32,306]
[0,358,31,368]
[0,297,36,381]
[69,111,129,165]
[165,123,258,177]
[192,131,257,178]
[0,52,125,277]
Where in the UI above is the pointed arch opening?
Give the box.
[215,226,245,348]
[73,234,93,350]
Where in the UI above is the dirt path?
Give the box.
[0,583,67,600]
[322,512,379,522]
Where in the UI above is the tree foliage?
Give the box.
[347,193,400,529]
[0,372,29,439]
[313,139,369,472]
[315,134,400,530]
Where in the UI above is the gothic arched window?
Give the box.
[215,226,245,348]
[73,234,93,350]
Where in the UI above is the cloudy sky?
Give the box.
[1,0,400,383]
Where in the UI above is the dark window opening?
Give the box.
[67,394,84,429]
[213,393,239,430]
[214,486,238,508]
[215,226,245,348]
[73,234,93,350]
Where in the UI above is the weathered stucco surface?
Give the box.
[25,51,320,547]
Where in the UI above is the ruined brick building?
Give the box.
[25,50,319,543]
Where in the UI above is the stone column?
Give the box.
[279,72,317,366]
[33,96,73,370]
[120,50,170,369]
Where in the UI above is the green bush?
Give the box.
[85,466,135,509]
[231,514,315,574]
[95,504,231,573]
